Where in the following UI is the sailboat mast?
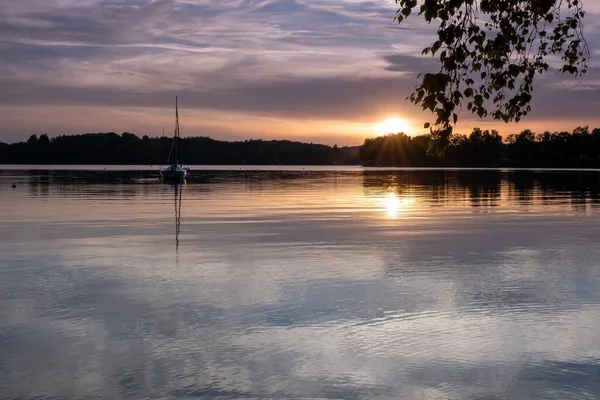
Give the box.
[174,96,180,165]
[176,96,179,139]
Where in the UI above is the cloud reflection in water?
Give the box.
[1,169,600,399]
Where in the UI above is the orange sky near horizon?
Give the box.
[1,104,596,146]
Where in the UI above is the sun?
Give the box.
[377,117,412,135]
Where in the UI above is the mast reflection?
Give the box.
[173,182,183,263]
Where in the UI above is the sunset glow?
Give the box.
[377,118,412,135]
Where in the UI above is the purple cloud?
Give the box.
[0,0,599,143]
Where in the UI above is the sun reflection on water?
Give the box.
[380,192,415,218]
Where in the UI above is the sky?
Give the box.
[2,0,600,145]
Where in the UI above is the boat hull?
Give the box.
[160,166,187,181]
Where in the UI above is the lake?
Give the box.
[1,167,600,399]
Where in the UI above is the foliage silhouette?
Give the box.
[361,126,600,167]
[395,0,589,154]
[3,127,600,168]
[0,133,360,166]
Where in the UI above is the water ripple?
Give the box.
[1,169,600,399]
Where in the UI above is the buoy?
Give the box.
[11,183,16,188]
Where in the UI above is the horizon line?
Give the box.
[3,125,599,146]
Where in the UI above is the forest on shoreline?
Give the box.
[0,133,360,165]
[2,127,600,167]
[360,126,600,168]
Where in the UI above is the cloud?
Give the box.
[0,74,414,117]
[1,0,600,142]
[381,52,438,73]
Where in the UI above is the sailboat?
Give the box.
[160,96,189,181]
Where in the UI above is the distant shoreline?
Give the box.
[2,165,600,173]
[0,133,361,166]
[4,128,600,168]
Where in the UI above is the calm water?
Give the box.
[1,168,600,399]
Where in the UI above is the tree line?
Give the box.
[3,127,600,167]
[361,126,600,168]
[0,133,360,165]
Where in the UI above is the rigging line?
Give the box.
[167,132,175,165]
